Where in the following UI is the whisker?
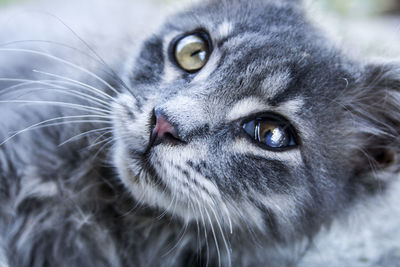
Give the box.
[27,120,112,133]
[157,192,177,220]
[162,220,189,257]
[58,127,112,147]
[23,86,110,110]
[0,48,120,96]
[1,115,111,146]
[6,85,112,112]
[15,11,131,91]
[204,207,220,267]
[87,135,114,149]
[119,186,147,217]
[195,199,209,267]
[0,77,114,102]
[0,100,111,115]
[209,202,232,267]
[0,39,128,90]
[32,70,116,101]
[188,198,202,263]
[221,201,233,235]
[89,129,114,147]
[90,137,115,159]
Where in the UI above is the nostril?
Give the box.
[150,109,182,146]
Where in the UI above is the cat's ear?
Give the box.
[346,63,400,189]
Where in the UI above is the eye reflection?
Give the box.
[242,116,297,150]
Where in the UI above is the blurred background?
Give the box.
[0,0,399,58]
[1,0,400,16]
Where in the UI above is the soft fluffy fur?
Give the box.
[0,0,399,266]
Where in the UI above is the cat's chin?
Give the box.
[112,140,199,222]
[112,138,239,231]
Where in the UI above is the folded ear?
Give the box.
[345,63,400,191]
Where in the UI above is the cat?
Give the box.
[0,0,399,266]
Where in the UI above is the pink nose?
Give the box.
[151,112,180,146]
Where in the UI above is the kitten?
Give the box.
[0,0,399,266]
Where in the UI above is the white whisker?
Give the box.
[162,220,189,257]
[89,130,114,147]
[0,48,120,96]
[189,198,202,261]
[87,135,114,149]
[157,192,177,220]
[1,115,111,146]
[58,127,113,147]
[195,199,209,267]
[28,120,112,133]
[0,39,126,88]
[205,207,221,267]
[0,77,114,103]
[88,136,115,160]
[7,86,112,111]
[0,100,111,115]
[209,202,232,267]
[32,70,116,101]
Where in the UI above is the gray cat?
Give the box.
[0,0,399,266]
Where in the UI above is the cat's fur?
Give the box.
[0,0,399,266]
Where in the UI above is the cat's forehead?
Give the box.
[165,0,303,31]
[156,0,350,106]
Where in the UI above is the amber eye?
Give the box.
[242,116,297,150]
[172,33,211,72]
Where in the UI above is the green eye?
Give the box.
[172,33,211,72]
[242,116,297,150]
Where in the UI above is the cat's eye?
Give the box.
[171,32,211,72]
[242,116,297,150]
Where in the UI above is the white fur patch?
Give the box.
[163,61,182,84]
[261,70,291,99]
[231,139,303,167]
[227,96,305,122]
[275,98,305,118]
[216,20,233,40]
[227,97,267,121]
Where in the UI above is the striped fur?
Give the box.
[0,0,399,266]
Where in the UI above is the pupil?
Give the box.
[190,50,202,57]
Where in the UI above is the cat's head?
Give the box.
[112,0,400,243]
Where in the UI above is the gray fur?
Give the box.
[0,0,399,266]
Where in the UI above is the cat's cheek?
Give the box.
[112,142,139,188]
[111,93,154,153]
[112,142,171,208]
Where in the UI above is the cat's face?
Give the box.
[112,0,400,242]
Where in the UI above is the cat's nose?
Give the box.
[150,110,182,147]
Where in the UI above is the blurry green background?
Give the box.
[1,0,400,18]
[314,0,400,17]
[0,0,399,17]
